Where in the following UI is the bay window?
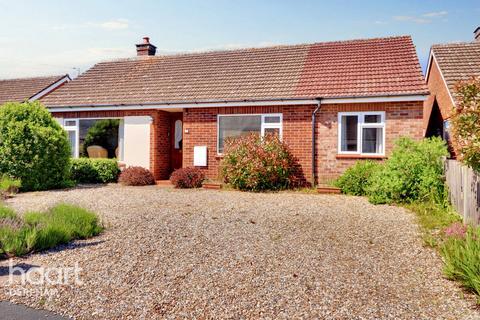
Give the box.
[217,113,282,153]
[338,112,385,155]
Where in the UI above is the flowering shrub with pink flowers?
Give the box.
[220,133,297,191]
[443,222,468,239]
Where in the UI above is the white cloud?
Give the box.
[52,19,130,31]
[92,19,130,30]
[393,10,447,24]
[422,11,448,17]
[393,15,431,24]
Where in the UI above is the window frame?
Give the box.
[63,119,79,158]
[217,113,283,155]
[337,111,386,156]
[59,117,124,160]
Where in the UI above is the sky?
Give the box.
[0,0,478,79]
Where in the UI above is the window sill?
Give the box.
[336,154,386,159]
[215,155,224,160]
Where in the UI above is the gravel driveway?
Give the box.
[1,185,478,319]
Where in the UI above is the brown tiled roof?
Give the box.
[42,36,427,107]
[0,75,69,105]
[431,41,480,101]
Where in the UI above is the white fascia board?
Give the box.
[29,75,71,102]
[425,50,434,83]
[430,52,456,108]
[47,95,428,112]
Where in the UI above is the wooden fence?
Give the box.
[444,159,480,226]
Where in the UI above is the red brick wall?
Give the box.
[52,100,423,183]
[52,109,172,180]
[316,102,423,182]
[424,58,455,127]
[182,101,424,184]
[182,105,315,182]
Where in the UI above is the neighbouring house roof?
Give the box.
[41,36,427,107]
[0,74,71,105]
[430,41,480,102]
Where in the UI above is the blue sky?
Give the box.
[0,0,478,79]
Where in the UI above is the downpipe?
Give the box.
[311,98,322,187]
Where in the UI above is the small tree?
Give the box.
[0,101,71,191]
[451,77,480,171]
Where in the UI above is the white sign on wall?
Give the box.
[193,146,207,167]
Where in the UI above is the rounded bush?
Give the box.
[70,158,120,183]
[170,167,205,188]
[220,133,296,191]
[0,101,71,191]
[118,166,155,186]
[334,160,381,196]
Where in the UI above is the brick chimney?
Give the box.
[136,37,157,56]
[475,27,480,42]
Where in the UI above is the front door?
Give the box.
[170,113,183,171]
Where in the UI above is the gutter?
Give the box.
[311,98,322,187]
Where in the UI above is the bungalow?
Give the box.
[424,27,480,153]
[40,36,427,184]
[0,74,71,105]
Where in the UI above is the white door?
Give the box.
[123,116,152,169]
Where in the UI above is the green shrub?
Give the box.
[0,204,102,257]
[0,205,17,219]
[0,175,21,198]
[82,119,120,158]
[334,161,381,196]
[0,101,71,191]
[221,133,296,191]
[70,158,120,183]
[47,204,102,238]
[0,226,34,256]
[366,137,448,204]
[441,226,480,295]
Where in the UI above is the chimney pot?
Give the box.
[475,27,480,42]
[136,36,156,56]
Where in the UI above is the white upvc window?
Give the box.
[338,112,385,155]
[217,113,282,154]
[63,119,79,158]
[59,118,124,160]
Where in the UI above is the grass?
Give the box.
[0,205,17,219]
[405,200,480,301]
[441,227,480,297]
[0,203,102,258]
[405,201,461,247]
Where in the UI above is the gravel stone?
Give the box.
[0,185,479,319]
